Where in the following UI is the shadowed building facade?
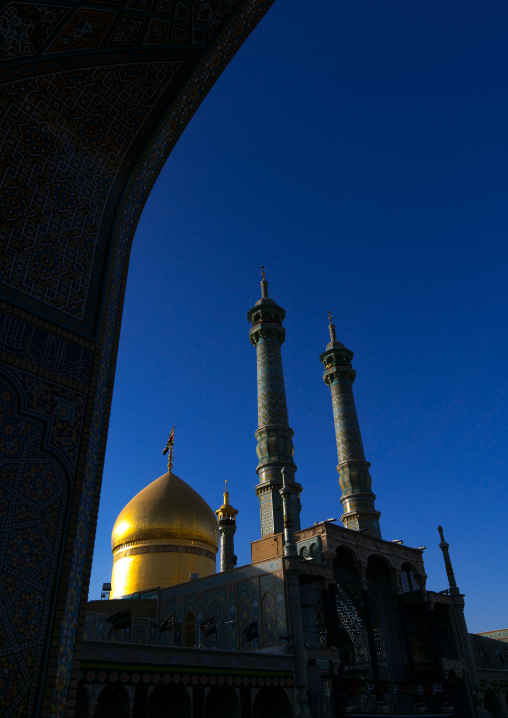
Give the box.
[0,3,277,716]
[0,4,505,714]
[73,282,508,718]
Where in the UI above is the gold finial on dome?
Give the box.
[162,425,175,472]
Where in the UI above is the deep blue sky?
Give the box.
[89,0,508,633]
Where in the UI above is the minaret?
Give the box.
[320,312,381,538]
[438,525,459,592]
[438,526,484,717]
[215,481,238,572]
[247,268,302,536]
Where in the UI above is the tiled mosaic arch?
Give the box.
[0,1,276,715]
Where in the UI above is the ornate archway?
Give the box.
[0,1,276,714]
[148,684,191,718]
[205,685,240,718]
[94,685,130,718]
[484,690,505,718]
[252,687,293,718]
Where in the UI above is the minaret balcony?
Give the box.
[218,518,236,527]
[323,367,356,387]
[249,323,286,346]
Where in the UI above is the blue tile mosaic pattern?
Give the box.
[0,371,70,716]
[0,312,92,384]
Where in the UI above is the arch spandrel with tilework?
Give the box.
[0,1,276,715]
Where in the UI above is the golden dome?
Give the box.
[112,471,219,550]
[110,472,219,598]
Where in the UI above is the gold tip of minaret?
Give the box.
[216,479,238,519]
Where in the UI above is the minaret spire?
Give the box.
[438,525,458,591]
[215,481,238,572]
[248,269,302,537]
[327,310,337,342]
[319,315,381,538]
[260,265,268,298]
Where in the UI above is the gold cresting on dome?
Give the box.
[110,472,219,598]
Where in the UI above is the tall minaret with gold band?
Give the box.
[248,268,302,536]
[215,481,238,572]
[320,312,381,538]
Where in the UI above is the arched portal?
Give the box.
[433,603,456,660]
[75,683,90,718]
[0,1,277,715]
[400,562,421,594]
[484,691,504,718]
[252,687,293,718]
[366,555,399,679]
[205,685,240,718]
[332,548,371,676]
[148,684,191,718]
[94,684,130,718]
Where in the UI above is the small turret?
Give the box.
[215,481,238,572]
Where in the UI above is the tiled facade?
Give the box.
[0,371,70,717]
[88,558,287,652]
[77,516,508,718]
